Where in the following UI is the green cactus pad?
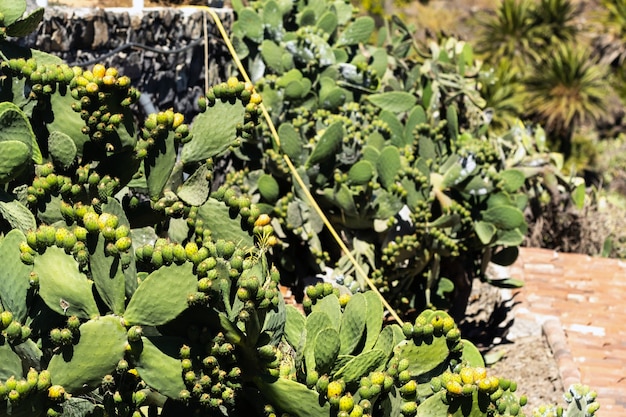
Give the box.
[134,336,187,399]
[377,146,401,190]
[102,198,137,299]
[482,206,525,230]
[367,92,417,113]
[35,246,99,319]
[336,16,375,46]
[0,102,41,164]
[238,7,264,42]
[339,292,367,355]
[6,7,44,38]
[405,105,427,138]
[348,160,374,185]
[278,123,303,162]
[446,105,459,141]
[320,86,347,110]
[0,140,30,183]
[263,0,282,29]
[0,0,26,26]
[261,40,285,72]
[176,163,211,206]
[460,339,485,367]
[333,184,357,215]
[48,131,78,170]
[124,262,196,326]
[415,391,454,416]
[311,294,341,330]
[0,343,23,380]
[333,349,386,384]
[196,198,254,247]
[284,305,306,348]
[380,110,406,146]
[89,234,126,315]
[474,221,496,245]
[0,230,33,322]
[306,121,344,167]
[314,327,340,375]
[304,311,334,372]
[0,198,35,235]
[499,169,526,193]
[362,291,383,351]
[182,99,245,164]
[258,174,281,203]
[316,11,338,35]
[361,145,381,165]
[48,315,127,394]
[255,376,331,417]
[393,337,450,378]
[372,324,405,356]
[145,132,177,200]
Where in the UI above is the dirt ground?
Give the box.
[486,335,563,413]
[461,281,563,414]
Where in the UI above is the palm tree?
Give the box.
[479,58,526,132]
[532,0,580,45]
[475,0,545,66]
[524,44,610,156]
[593,0,626,66]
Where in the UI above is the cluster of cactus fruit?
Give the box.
[0,0,601,416]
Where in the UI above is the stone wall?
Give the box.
[19,6,234,119]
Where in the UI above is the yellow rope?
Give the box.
[190,6,403,325]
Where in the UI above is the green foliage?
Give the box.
[224,0,525,319]
[474,0,609,157]
[524,44,610,155]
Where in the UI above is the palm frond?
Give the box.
[524,44,610,150]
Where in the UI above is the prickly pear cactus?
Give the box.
[0,1,601,417]
[220,0,529,320]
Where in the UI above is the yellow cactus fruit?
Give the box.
[92,64,106,79]
[48,385,66,402]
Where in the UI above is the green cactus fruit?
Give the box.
[5,321,22,341]
[258,174,280,203]
[127,326,143,342]
[0,311,13,329]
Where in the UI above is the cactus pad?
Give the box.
[255,376,331,417]
[339,292,367,355]
[89,234,126,315]
[181,100,245,164]
[123,262,196,326]
[133,336,187,399]
[0,141,30,183]
[35,246,99,319]
[0,230,32,322]
[0,343,23,381]
[284,304,306,348]
[314,327,340,375]
[305,122,344,167]
[333,349,386,384]
[48,315,127,394]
